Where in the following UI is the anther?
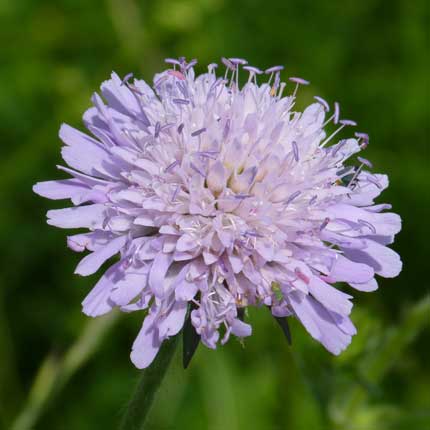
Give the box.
[289,77,310,85]
[243,66,263,75]
[173,98,190,105]
[357,156,373,169]
[285,190,301,205]
[191,127,206,137]
[333,102,340,124]
[265,65,284,74]
[121,72,134,86]
[154,122,161,138]
[190,162,206,178]
[314,96,330,111]
[339,119,357,126]
[292,141,299,161]
[221,57,235,70]
[229,58,248,65]
[164,160,179,173]
[165,58,181,66]
[319,217,330,231]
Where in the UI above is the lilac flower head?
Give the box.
[34,58,402,368]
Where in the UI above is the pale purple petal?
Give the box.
[33,179,89,200]
[149,252,174,298]
[231,319,252,337]
[308,277,353,315]
[47,204,106,229]
[75,235,128,276]
[158,300,188,338]
[329,255,374,283]
[343,239,402,278]
[130,309,162,369]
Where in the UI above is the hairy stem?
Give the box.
[120,334,179,430]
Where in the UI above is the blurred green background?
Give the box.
[0,0,429,429]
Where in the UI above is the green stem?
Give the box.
[120,335,179,430]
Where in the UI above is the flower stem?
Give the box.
[120,334,179,430]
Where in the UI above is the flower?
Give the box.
[34,57,402,368]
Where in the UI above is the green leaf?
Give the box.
[273,315,292,345]
[182,307,200,369]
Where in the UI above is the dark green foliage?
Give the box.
[273,315,292,345]
[182,307,200,369]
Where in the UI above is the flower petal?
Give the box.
[149,252,174,298]
[47,204,106,229]
[75,235,128,276]
[343,239,402,278]
[308,277,353,315]
[329,254,374,283]
[130,308,162,369]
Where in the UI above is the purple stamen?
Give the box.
[285,190,301,205]
[165,160,179,173]
[234,194,252,200]
[171,185,180,202]
[244,230,263,238]
[243,66,263,75]
[229,58,248,65]
[165,58,181,65]
[195,151,219,160]
[289,77,310,85]
[221,57,235,69]
[190,162,206,178]
[265,65,284,74]
[319,217,330,231]
[355,132,369,140]
[309,195,318,205]
[314,96,330,112]
[186,59,198,70]
[154,122,161,138]
[191,127,206,137]
[339,119,357,127]
[333,102,340,124]
[357,156,373,169]
[173,98,190,105]
[375,203,392,211]
[355,132,369,148]
[177,123,184,134]
[121,72,134,86]
[292,141,299,161]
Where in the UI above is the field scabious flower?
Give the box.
[34,57,402,368]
